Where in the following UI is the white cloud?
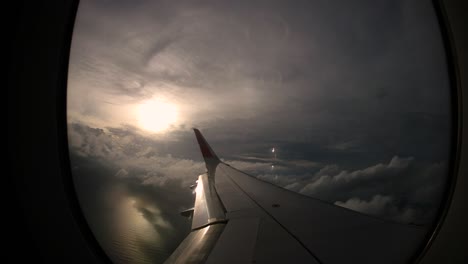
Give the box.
[299,155,414,195]
[68,123,205,187]
[334,194,431,225]
[334,195,393,216]
[115,168,129,178]
[388,155,414,169]
[124,155,205,187]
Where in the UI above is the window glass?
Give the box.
[68,1,452,263]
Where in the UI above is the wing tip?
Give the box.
[193,128,220,161]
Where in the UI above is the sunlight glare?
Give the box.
[137,99,178,133]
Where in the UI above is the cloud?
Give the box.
[335,195,393,216]
[67,6,453,224]
[298,156,414,197]
[72,121,448,226]
[326,140,360,151]
[68,123,206,188]
[249,154,446,225]
[334,195,433,225]
[115,168,129,178]
[68,123,205,263]
[70,151,193,264]
[69,0,451,146]
[65,120,447,264]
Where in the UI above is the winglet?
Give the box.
[193,128,220,165]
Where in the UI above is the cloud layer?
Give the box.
[69,122,448,227]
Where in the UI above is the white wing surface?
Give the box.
[165,129,428,264]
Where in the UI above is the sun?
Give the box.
[137,99,178,133]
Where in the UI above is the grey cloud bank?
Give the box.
[69,121,447,226]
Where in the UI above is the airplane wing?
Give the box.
[165,129,428,264]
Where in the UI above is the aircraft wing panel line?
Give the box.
[216,162,428,264]
[216,163,325,264]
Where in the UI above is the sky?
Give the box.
[67,1,452,263]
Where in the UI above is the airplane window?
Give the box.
[67,0,453,263]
